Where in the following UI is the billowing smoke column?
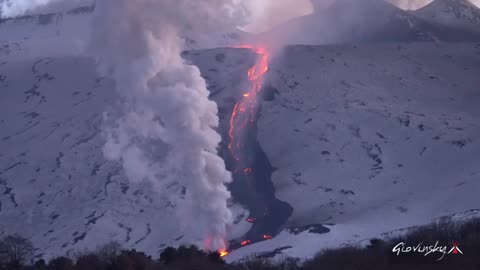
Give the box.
[88,0,251,251]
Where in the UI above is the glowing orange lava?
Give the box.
[219,249,229,257]
[241,240,252,246]
[228,45,270,161]
[263,234,273,240]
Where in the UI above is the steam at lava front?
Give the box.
[228,45,270,161]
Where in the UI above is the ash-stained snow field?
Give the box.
[1,0,480,263]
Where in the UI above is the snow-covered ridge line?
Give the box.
[261,0,480,46]
[415,0,480,32]
[0,5,94,22]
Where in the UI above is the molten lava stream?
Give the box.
[263,234,273,240]
[228,45,270,161]
[241,240,252,246]
[219,249,229,257]
[218,45,270,257]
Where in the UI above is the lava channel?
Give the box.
[218,45,270,257]
[228,45,270,161]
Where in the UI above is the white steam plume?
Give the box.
[90,0,251,250]
[242,0,313,33]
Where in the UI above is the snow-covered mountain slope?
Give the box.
[226,208,480,262]
[416,0,480,32]
[0,7,94,59]
[0,42,256,260]
[224,42,480,261]
[260,0,480,45]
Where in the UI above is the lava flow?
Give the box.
[219,249,229,257]
[263,234,273,240]
[228,45,270,161]
[217,45,270,258]
[246,217,256,223]
[240,240,252,246]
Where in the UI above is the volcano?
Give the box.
[1,0,480,264]
[416,0,480,32]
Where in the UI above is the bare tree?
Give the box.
[97,241,123,262]
[0,234,33,267]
